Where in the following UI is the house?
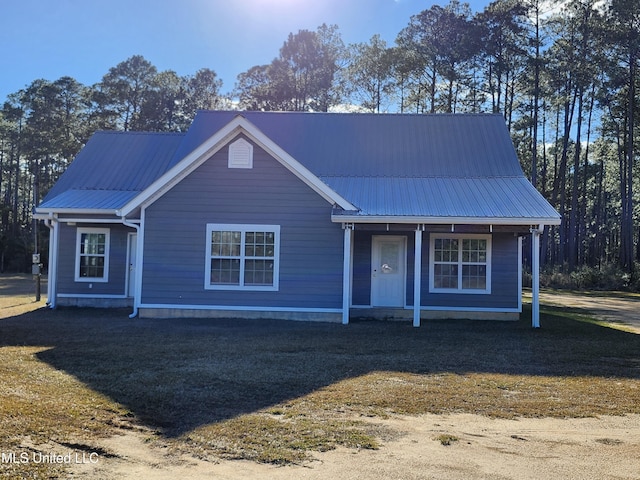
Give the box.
[35,111,561,327]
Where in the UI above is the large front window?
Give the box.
[205,224,280,291]
[429,234,491,294]
[75,228,110,282]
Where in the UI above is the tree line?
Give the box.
[1,0,638,288]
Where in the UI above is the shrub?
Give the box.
[525,263,636,291]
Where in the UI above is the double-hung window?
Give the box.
[205,224,280,291]
[429,234,491,294]
[75,228,110,282]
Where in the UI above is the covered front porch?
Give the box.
[339,222,546,328]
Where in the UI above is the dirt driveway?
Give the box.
[537,290,640,334]
[71,413,640,480]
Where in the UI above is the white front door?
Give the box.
[371,236,406,307]
[127,233,137,298]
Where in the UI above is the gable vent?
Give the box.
[228,138,253,169]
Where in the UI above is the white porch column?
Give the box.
[531,225,543,328]
[43,215,59,308]
[342,223,354,325]
[413,227,424,327]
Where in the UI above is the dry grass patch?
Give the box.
[182,414,381,464]
[0,346,131,479]
[284,371,640,420]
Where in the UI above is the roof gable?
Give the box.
[117,115,357,216]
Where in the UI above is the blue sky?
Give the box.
[0,0,490,102]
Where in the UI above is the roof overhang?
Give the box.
[331,213,562,226]
[117,114,357,217]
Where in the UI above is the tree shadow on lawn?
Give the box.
[1,305,639,438]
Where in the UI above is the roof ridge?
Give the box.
[95,130,185,136]
[197,110,502,118]
[320,175,526,179]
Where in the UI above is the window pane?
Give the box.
[434,264,458,289]
[210,258,240,285]
[435,238,458,263]
[245,231,275,258]
[80,233,106,255]
[462,265,487,289]
[79,256,105,278]
[244,259,274,286]
[462,238,486,264]
[211,231,241,257]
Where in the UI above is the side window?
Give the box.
[75,228,110,282]
[205,224,280,291]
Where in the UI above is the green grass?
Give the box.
[435,434,459,446]
[1,278,639,477]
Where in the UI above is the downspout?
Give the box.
[121,217,141,318]
[42,213,59,309]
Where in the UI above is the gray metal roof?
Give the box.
[171,111,525,177]
[40,131,184,211]
[38,111,560,224]
[38,189,140,211]
[324,176,560,221]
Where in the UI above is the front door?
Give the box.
[371,236,406,307]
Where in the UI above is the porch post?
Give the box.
[413,227,423,327]
[43,215,59,308]
[342,223,354,325]
[531,225,543,328]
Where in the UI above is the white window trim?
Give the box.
[429,233,491,294]
[205,224,280,291]
[75,227,110,283]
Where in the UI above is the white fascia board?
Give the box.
[118,115,356,216]
[34,211,122,223]
[331,214,562,226]
[35,207,119,216]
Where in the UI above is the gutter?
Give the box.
[330,213,562,226]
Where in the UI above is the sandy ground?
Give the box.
[70,414,640,480]
[537,291,640,334]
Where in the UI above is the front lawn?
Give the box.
[1,279,639,477]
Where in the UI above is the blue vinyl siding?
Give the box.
[351,233,372,305]
[141,136,344,309]
[56,223,131,296]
